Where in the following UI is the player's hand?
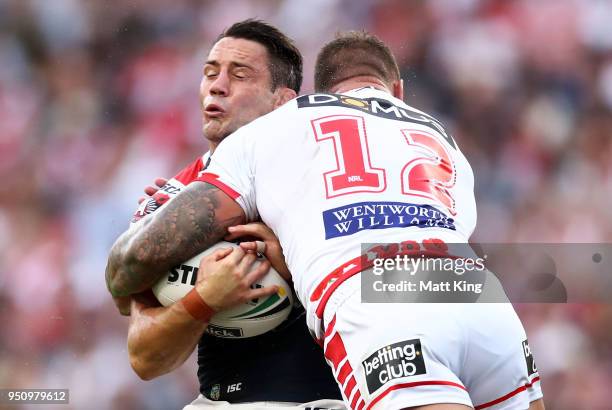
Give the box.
[137,177,168,204]
[225,223,291,281]
[112,288,160,316]
[194,247,278,312]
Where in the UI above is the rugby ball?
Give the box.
[152,241,293,338]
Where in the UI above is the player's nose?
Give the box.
[209,70,230,97]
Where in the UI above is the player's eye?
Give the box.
[233,70,247,79]
[203,67,218,79]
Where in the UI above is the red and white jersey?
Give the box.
[199,88,477,335]
[132,152,211,223]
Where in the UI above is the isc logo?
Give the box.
[227,383,242,393]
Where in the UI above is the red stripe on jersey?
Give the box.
[344,376,357,400]
[174,156,205,185]
[197,172,240,199]
[366,380,468,410]
[315,257,365,319]
[356,399,365,410]
[337,361,352,385]
[324,333,348,370]
[474,376,541,409]
[325,315,337,338]
[313,248,457,320]
[324,327,364,408]
[350,389,362,410]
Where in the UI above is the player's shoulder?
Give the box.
[174,152,210,183]
[229,97,303,138]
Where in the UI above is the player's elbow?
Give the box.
[129,354,163,381]
[105,257,123,298]
[128,340,169,381]
[106,248,134,298]
[106,239,153,298]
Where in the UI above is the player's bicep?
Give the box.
[107,181,245,297]
[135,180,246,268]
[196,171,257,221]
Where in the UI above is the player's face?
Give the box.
[200,37,278,145]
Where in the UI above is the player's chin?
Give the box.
[203,122,227,141]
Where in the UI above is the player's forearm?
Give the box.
[128,299,207,380]
[105,181,245,297]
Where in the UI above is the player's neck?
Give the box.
[208,141,219,154]
[331,76,390,94]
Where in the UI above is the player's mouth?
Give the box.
[204,104,225,118]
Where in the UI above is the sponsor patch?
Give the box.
[322,201,455,239]
[362,338,426,394]
[522,340,538,376]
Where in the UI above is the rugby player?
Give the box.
[107,31,544,409]
[107,20,344,409]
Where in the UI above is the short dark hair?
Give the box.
[217,19,302,93]
[315,31,400,92]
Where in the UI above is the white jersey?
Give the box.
[200,88,476,337]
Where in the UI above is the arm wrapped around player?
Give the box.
[225,222,291,281]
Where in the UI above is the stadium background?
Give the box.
[1,0,611,408]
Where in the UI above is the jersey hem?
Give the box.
[474,376,542,409]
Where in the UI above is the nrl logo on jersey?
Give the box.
[297,93,456,149]
[210,384,221,400]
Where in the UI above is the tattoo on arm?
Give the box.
[106,182,245,297]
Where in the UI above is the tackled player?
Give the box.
[106,20,344,410]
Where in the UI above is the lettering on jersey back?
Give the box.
[322,201,456,239]
[297,93,457,150]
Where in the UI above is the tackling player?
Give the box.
[107,31,544,409]
[109,20,344,409]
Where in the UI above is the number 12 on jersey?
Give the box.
[312,114,457,215]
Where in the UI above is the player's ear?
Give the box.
[393,79,404,100]
[273,87,297,109]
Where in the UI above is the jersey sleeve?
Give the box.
[195,130,258,222]
[131,155,207,223]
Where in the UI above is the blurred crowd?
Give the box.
[0,0,611,409]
